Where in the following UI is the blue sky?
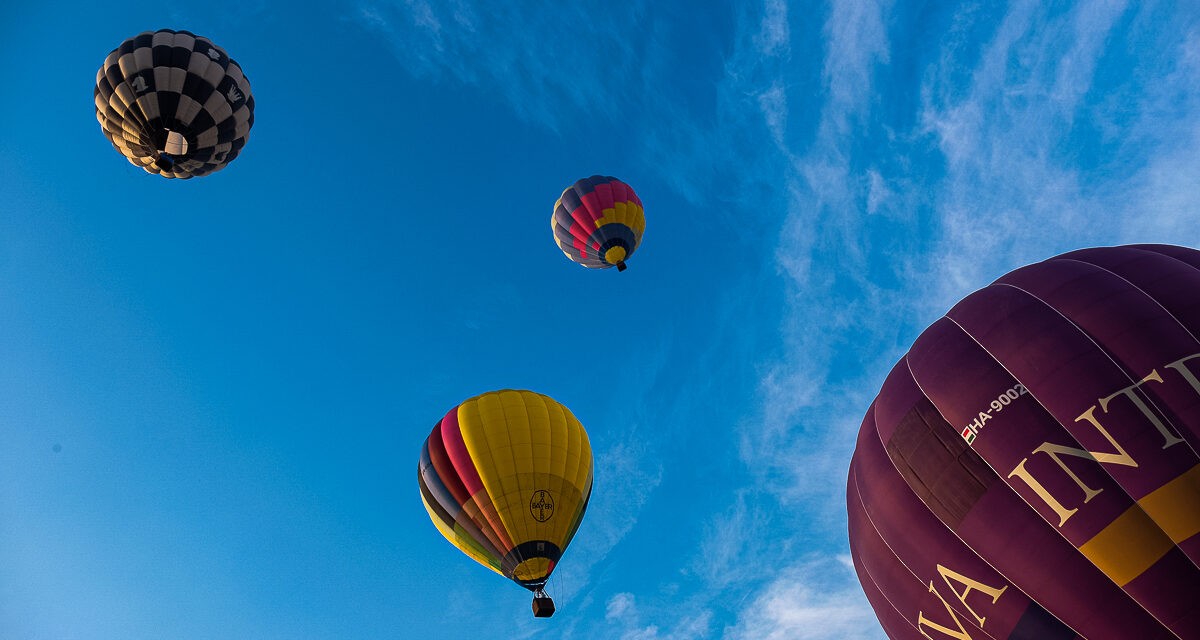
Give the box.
[2,1,1199,638]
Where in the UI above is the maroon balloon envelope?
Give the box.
[849,244,1200,639]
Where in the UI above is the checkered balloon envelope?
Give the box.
[94,29,254,179]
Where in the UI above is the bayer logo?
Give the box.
[530,490,555,522]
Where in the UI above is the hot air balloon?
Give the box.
[849,244,1200,639]
[94,29,254,179]
[552,176,645,271]
[418,390,594,617]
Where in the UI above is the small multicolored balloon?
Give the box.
[94,29,254,179]
[552,176,645,271]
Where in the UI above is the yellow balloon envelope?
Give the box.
[418,390,593,616]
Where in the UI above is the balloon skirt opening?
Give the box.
[163,130,189,155]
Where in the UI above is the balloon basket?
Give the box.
[532,595,555,618]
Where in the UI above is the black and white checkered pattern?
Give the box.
[94,29,255,179]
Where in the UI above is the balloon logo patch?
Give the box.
[530,490,554,522]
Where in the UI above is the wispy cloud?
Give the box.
[1119,27,1200,240]
[599,592,715,640]
[1127,120,1200,239]
[691,491,770,590]
[722,555,882,640]
[913,0,1200,308]
[744,0,897,520]
[353,1,648,127]
[579,0,905,632]
[564,439,664,576]
[916,0,1124,304]
[823,0,892,118]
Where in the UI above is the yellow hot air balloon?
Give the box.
[418,390,593,617]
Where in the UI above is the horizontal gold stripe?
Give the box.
[1078,503,1174,587]
[1138,464,1200,544]
[1078,465,1200,587]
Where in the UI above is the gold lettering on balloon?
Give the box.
[917,579,975,640]
[1100,370,1184,449]
[1007,405,1133,526]
[1164,353,1200,448]
[1006,354,1195,527]
[1007,457,1081,526]
[935,564,1008,628]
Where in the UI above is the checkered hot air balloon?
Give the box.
[94,29,254,179]
[418,390,593,618]
[552,176,645,271]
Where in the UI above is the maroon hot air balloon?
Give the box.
[848,244,1200,640]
